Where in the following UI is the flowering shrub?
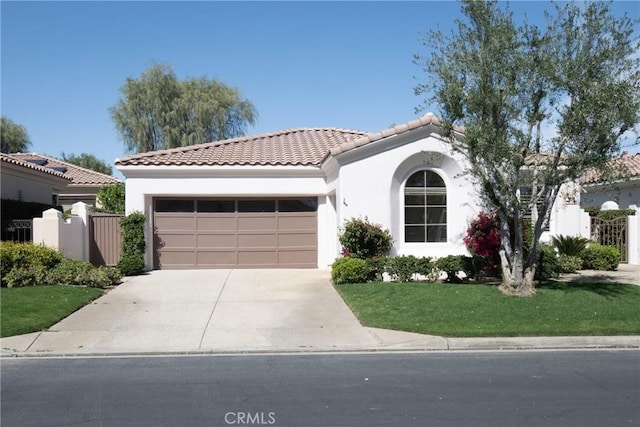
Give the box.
[463,212,501,276]
[464,212,501,256]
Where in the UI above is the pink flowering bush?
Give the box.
[463,212,501,276]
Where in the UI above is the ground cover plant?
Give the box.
[1,242,121,288]
[336,281,640,337]
[1,286,103,337]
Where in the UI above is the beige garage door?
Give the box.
[153,198,317,269]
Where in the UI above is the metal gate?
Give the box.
[89,213,122,266]
[1,219,32,242]
[590,216,627,263]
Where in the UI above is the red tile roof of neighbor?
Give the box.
[580,152,640,184]
[115,114,460,167]
[1,153,70,180]
[6,153,121,186]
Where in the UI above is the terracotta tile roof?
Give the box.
[580,152,640,184]
[115,128,369,167]
[7,153,121,186]
[328,113,462,158]
[1,153,70,180]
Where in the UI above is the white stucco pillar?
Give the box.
[71,202,90,262]
[33,209,62,250]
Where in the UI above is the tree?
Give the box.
[415,0,639,296]
[96,183,125,214]
[1,116,31,153]
[110,64,257,154]
[61,152,113,175]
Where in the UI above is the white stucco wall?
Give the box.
[334,132,483,260]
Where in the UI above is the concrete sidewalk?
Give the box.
[2,268,639,357]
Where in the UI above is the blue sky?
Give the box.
[2,1,638,179]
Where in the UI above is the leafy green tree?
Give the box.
[96,183,125,214]
[61,152,113,175]
[1,116,31,153]
[111,64,257,154]
[415,0,639,296]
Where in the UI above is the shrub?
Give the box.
[339,217,393,259]
[464,212,501,276]
[581,244,621,271]
[415,257,440,282]
[117,253,146,277]
[386,255,419,282]
[435,255,473,283]
[118,212,147,276]
[1,242,122,288]
[0,242,64,286]
[365,257,387,282]
[551,235,589,256]
[535,244,560,280]
[331,257,371,285]
[558,254,583,273]
[4,266,48,288]
[44,258,121,288]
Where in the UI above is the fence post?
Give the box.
[32,208,85,261]
[32,209,62,250]
[71,202,90,262]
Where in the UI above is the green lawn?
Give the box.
[336,281,640,337]
[1,286,103,338]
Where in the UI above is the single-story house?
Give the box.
[1,153,72,205]
[116,114,485,270]
[580,152,640,210]
[5,153,121,209]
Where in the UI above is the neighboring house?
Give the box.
[5,153,121,209]
[116,114,484,270]
[580,152,640,210]
[1,153,71,205]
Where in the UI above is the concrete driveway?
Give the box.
[1,269,440,355]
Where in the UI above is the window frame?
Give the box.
[403,170,448,243]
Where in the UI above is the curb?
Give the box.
[2,336,638,359]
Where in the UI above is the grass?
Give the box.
[335,281,640,337]
[1,286,103,338]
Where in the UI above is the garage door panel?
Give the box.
[237,216,277,230]
[155,215,196,229]
[278,233,316,247]
[156,233,196,247]
[238,250,278,266]
[197,250,237,266]
[197,234,236,248]
[278,250,317,265]
[238,217,278,232]
[238,233,276,248]
[157,250,197,267]
[197,216,236,231]
[278,215,316,230]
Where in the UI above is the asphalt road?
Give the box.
[1,350,638,427]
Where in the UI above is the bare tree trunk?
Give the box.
[499,232,536,296]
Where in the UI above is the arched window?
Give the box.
[404,170,447,242]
